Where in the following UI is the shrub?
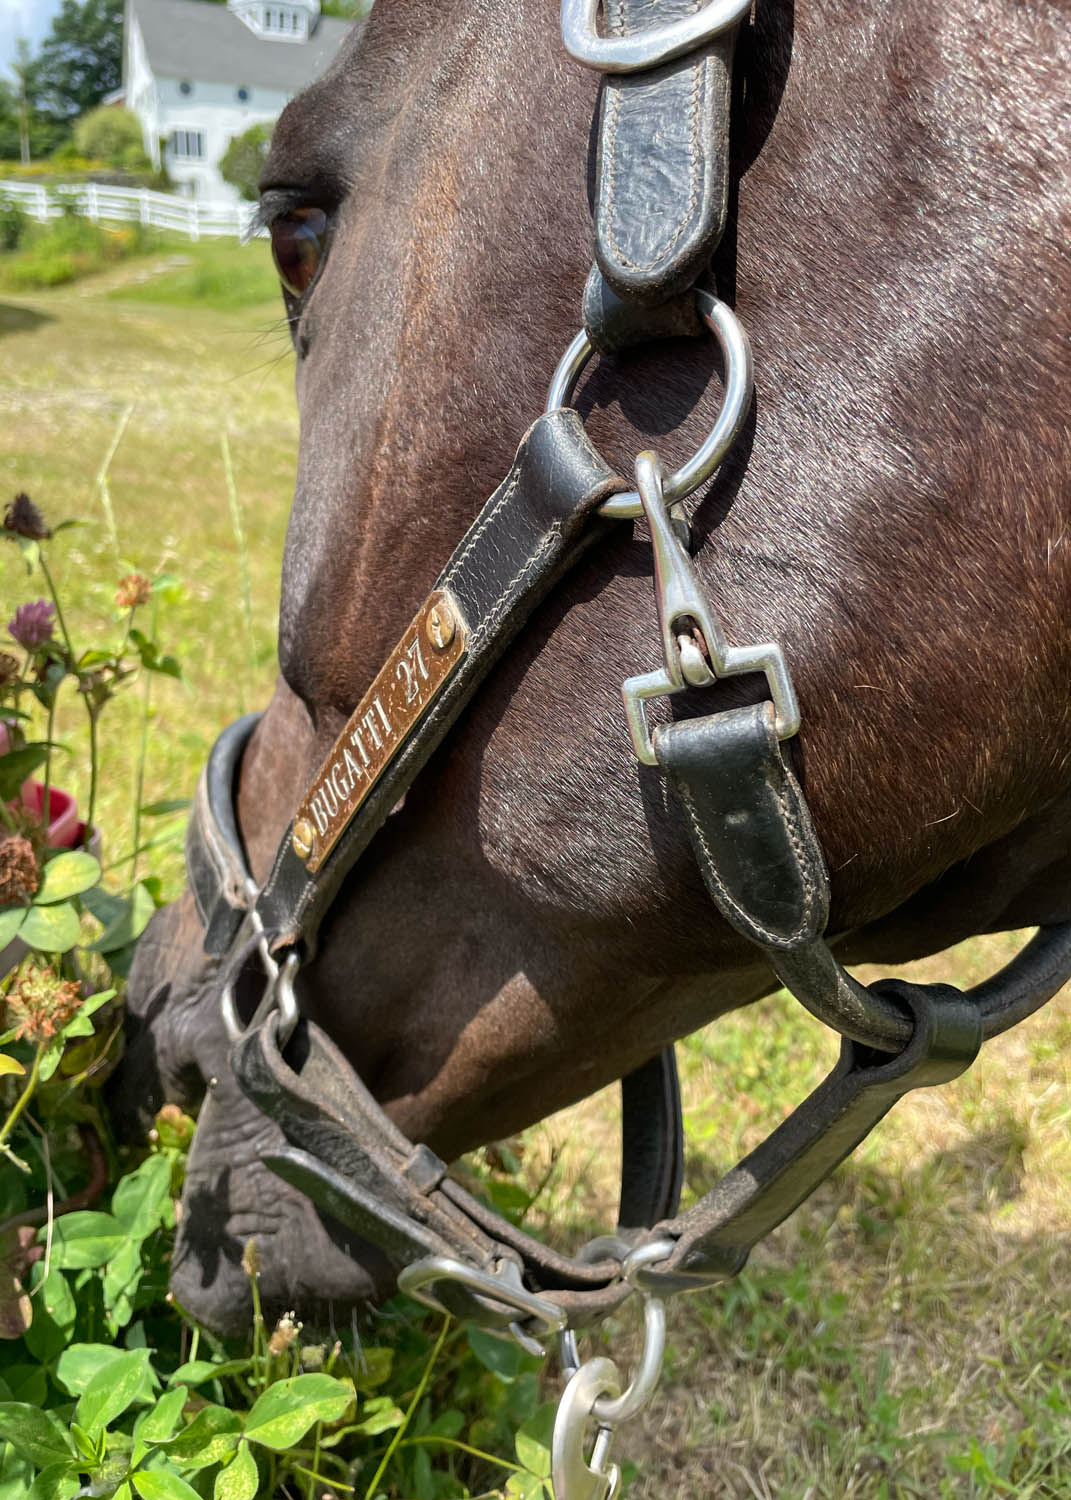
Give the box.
[73,105,150,172]
[0,194,28,252]
[0,215,159,290]
[219,121,274,201]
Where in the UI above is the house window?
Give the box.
[170,129,205,160]
[263,5,304,34]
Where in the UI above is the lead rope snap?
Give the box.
[551,1294,668,1500]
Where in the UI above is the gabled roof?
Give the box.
[130,0,352,92]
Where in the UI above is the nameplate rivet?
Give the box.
[426,601,456,651]
[292,817,317,862]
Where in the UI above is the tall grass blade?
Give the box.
[221,427,257,712]
[92,401,135,561]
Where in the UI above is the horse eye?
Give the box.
[269,206,329,298]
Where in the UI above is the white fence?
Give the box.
[0,179,258,241]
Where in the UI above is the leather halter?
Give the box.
[184,0,1071,1346]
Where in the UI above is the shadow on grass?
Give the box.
[629,1126,1068,1499]
[0,303,53,338]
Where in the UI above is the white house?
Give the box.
[123,0,351,201]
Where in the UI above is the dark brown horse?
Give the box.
[117,0,1071,1334]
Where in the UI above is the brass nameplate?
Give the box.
[292,590,466,872]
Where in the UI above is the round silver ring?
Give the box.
[545,289,754,519]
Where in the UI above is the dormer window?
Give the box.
[229,0,318,41]
[262,4,308,38]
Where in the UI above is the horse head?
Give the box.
[115,0,1071,1333]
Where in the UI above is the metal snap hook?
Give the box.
[552,1357,623,1500]
[553,1285,669,1499]
[545,289,753,520]
[590,1295,666,1426]
[620,451,801,761]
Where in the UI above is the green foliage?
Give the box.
[2,40,71,163]
[0,215,159,291]
[0,473,558,1500]
[0,197,28,254]
[73,108,151,174]
[22,0,125,127]
[218,123,274,203]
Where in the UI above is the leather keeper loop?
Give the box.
[593,3,737,303]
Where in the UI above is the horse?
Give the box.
[114,0,1071,1349]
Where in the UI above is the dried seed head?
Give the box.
[3,494,50,541]
[268,1310,303,1356]
[241,1238,261,1279]
[0,836,39,907]
[115,573,152,610]
[5,965,83,1044]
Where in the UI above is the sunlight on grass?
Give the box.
[0,238,293,894]
[520,944,1071,1498]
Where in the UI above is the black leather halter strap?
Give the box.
[584,0,736,352]
[180,2,1071,1334]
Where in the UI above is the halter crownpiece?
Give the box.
[181,0,1071,1492]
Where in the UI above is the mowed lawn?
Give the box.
[3,241,1071,1498]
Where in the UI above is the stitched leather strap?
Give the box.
[654,704,1071,1049]
[233,1015,681,1326]
[592,0,736,304]
[630,982,982,1292]
[583,265,705,355]
[252,408,624,952]
[657,703,829,951]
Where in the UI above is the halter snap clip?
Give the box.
[622,452,800,763]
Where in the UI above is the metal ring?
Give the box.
[621,1237,677,1285]
[561,0,753,72]
[545,290,753,519]
[273,951,301,1049]
[222,940,299,1048]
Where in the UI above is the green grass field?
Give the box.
[2,239,1070,1499]
[1,236,293,893]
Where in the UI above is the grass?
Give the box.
[521,959,1071,1499]
[106,234,282,310]
[0,235,295,893]
[2,237,1070,1498]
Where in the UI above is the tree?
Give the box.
[28,0,124,125]
[13,40,32,165]
[219,122,274,202]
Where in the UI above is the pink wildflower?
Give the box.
[8,601,55,650]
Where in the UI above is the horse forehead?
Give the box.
[266,0,542,185]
